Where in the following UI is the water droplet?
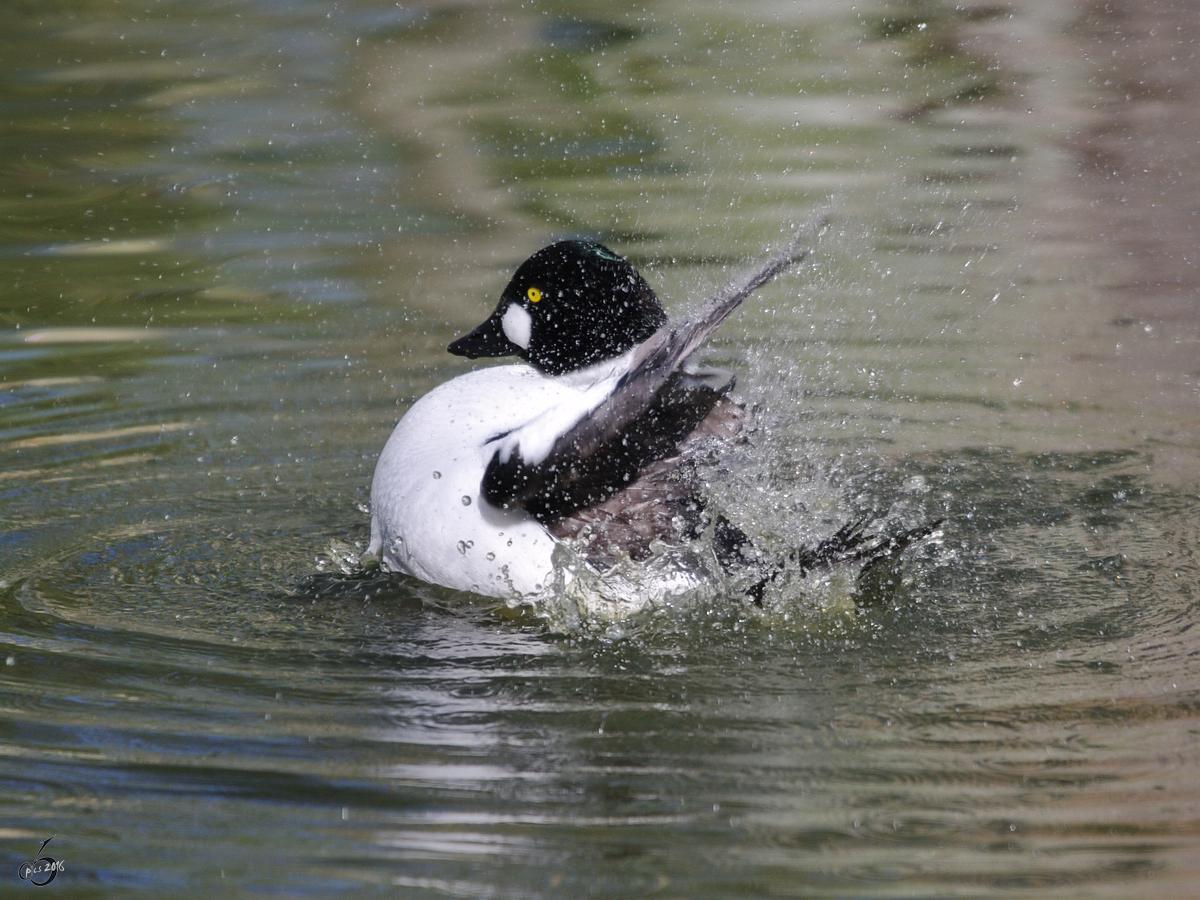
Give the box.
[461,495,472,506]
[485,552,496,561]
[431,471,441,479]
[457,540,474,555]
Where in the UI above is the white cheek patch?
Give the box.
[501,304,532,350]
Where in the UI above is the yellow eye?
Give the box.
[526,286,542,303]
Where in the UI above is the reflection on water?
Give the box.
[1,0,1198,897]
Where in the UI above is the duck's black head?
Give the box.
[448,240,667,375]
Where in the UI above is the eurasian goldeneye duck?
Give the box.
[368,230,940,602]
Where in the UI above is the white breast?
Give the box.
[369,365,585,597]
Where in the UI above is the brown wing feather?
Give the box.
[547,397,744,564]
